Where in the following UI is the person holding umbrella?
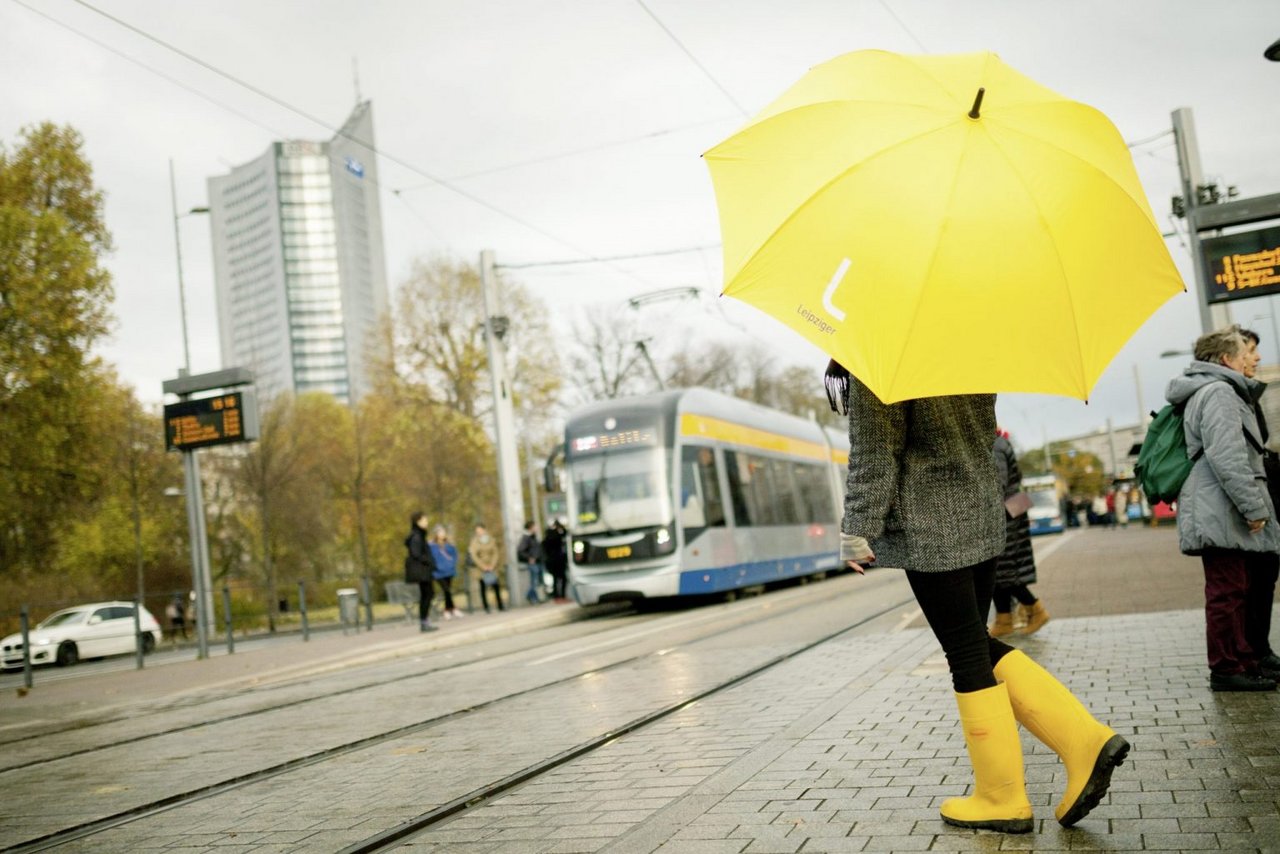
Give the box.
[829,365,1127,833]
[705,50,1181,833]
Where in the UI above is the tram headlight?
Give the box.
[655,527,671,546]
[573,539,585,556]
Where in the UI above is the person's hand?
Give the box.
[845,558,872,576]
[1248,518,1267,534]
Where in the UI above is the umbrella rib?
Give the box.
[993,111,1162,230]
[881,130,971,402]
[982,130,1087,394]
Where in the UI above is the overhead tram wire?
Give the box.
[877,0,929,53]
[11,0,454,252]
[634,0,749,118]
[61,0,655,284]
[393,116,736,194]
[9,0,294,143]
[497,243,721,270]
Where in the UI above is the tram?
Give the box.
[551,388,850,606]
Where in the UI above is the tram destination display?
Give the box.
[1202,225,1280,303]
[164,391,259,451]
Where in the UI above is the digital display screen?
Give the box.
[1202,225,1280,303]
[164,392,257,451]
[569,428,657,454]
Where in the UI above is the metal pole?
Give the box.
[169,159,192,373]
[524,432,544,535]
[298,581,309,641]
[181,446,210,660]
[192,452,215,633]
[361,575,373,631]
[1132,363,1147,430]
[222,586,235,654]
[1106,417,1119,481]
[133,599,144,670]
[20,605,32,690]
[481,250,527,608]
[1172,108,1230,334]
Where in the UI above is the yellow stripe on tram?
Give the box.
[680,413,843,463]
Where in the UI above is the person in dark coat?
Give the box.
[1238,328,1280,681]
[403,511,438,632]
[517,521,544,604]
[542,519,569,603]
[828,362,1127,833]
[990,430,1049,637]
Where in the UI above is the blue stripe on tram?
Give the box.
[678,552,838,595]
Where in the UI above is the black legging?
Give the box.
[905,559,1015,693]
[992,584,1038,614]
[436,577,456,612]
[417,581,433,622]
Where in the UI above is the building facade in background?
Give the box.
[207,101,389,404]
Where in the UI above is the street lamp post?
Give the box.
[168,160,214,657]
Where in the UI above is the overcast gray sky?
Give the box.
[3,0,1279,454]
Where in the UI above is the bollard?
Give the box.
[20,605,32,690]
[336,588,358,635]
[133,599,145,670]
[361,576,373,631]
[222,587,235,654]
[298,580,309,642]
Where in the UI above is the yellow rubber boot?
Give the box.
[1020,601,1050,635]
[995,650,1129,826]
[939,683,1034,833]
[989,612,1016,637]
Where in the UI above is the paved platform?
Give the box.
[405,607,1280,853]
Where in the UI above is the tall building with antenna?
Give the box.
[207,101,389,404]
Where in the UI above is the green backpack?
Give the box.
[1135,403,1201,505]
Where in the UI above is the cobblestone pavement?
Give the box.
[399,609,1280,854]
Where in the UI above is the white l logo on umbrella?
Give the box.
[823,258,851,321]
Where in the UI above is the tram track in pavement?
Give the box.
[4,570,913,853]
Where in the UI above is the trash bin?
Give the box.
[337,588,359,631]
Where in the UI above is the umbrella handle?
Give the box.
[968,87,986,119]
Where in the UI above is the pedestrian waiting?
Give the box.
[543,518,569,603]
[430,526,464,620]
[828,361,1128,833]
[1238,327,1280,680]
[468,522,504,613]
[1168,325,1280,691]
[517,521,543,605]
[403,511,438,633]
[990,430,1050,637]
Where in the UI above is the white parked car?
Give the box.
[0,601,162,669]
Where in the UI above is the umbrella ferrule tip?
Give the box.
[968,87,986,119]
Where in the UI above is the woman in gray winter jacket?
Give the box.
[828,365,1127,834]
[1167,324,1279,691]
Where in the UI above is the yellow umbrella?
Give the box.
[705,50,1184,403]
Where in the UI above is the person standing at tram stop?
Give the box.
[1169,325,1280,691]
[543,519,570,603]
[1238,327,1280,681]
[404,512,438,633]
[826,360,1128,833]
[989,429,1050,637]
[469,522,504,613]
[429,526,464,620]
[517,521,544,605]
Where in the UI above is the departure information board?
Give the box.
[164,392,258,451]
[1202,225,1280,303]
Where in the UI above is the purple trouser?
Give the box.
[1201,549,1268,675]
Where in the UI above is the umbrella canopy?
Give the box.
[705,50,1184,403]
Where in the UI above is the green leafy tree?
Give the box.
[0,123,116,584]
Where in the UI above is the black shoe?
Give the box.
[1210,672,1276,692]
[1258,654,1280,679]
[419,622,438,633]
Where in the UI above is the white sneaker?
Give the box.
[452,609,465,618]
[443,611,453,620]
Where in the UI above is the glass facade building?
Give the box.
[207,101,389,404]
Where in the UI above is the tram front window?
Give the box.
[571,448,672,534]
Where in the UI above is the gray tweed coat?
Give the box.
[842,376,1006,572]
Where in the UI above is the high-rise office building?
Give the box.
[207,101,389,404]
